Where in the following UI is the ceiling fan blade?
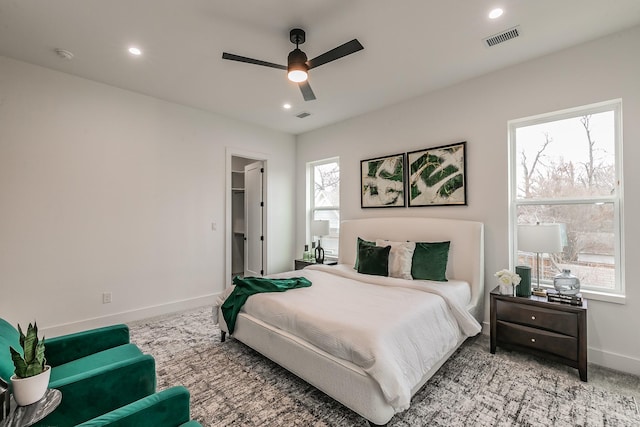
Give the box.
[299,81,316,101]
[222,52,287,70]
[307,39,364,69]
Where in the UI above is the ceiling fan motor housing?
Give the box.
[288,48,308,69]
[288,29,309,79]
[290,28,306,45]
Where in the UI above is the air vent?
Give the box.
[484,26,520,47]
[296,111,311,119]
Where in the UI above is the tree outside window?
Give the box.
[310,158,340,257]
[510,100,622,295]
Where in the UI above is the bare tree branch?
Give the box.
[520,132,552,197]
[580,115,596,188]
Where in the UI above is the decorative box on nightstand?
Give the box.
[490,286,588,381]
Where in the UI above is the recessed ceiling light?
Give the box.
[283,103,292,109]
[128,47,142,56]
[489,8,504,19]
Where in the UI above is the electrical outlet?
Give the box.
[212,222,217,231]
[102,292,112,304]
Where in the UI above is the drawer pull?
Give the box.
[531,316,536,320]
[531,338,536,343]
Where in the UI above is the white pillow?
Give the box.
[375,239,416,280]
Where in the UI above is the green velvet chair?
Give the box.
[0,319,156,426]
[76,386,201,427]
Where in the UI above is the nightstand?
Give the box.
[294,259,337,270]
[490,286,588,381]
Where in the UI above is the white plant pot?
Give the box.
[10,365,51,406]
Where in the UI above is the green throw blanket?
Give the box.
[221,276,312,334]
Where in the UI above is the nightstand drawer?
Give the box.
[496,299,578,337]
[490,287,587,381]
[497,321,578,361]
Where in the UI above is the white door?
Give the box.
[244,161,264,276]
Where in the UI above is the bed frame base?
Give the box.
[219,309,466,425]
[216,217,484,425]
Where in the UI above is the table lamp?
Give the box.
[517,223,563,294]
[311,220,330,263]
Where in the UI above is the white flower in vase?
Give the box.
[495,269,522,295]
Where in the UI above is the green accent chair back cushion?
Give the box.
[0,318,21,382]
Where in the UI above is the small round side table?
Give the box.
[0,389,61,427]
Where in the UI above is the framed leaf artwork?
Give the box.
[407,142,467,207]
[360,153,406,208]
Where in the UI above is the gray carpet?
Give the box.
[129,307,639,426]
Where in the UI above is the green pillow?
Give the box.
[411,241,450,282]
[354,237,376,269]
[357,244,391,277]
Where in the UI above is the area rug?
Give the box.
[130,307,639,426]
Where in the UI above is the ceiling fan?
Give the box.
[222,28,364,101]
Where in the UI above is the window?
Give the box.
[509,100,623,298]
[309,158,340,258]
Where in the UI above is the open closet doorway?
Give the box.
[226,149,268,286]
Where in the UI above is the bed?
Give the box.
[214,217,484,426]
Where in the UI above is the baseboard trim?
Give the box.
[588,347,640,376]
[41,293,219,337]
[481,320,640,376]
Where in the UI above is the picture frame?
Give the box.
[407,141,467,207]
[360,153,406,208]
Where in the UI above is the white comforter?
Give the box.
[215,264,481,411]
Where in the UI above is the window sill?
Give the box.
[536,285,625,304]
[579,289,626,304]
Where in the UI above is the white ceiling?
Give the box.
[1,1,639,135]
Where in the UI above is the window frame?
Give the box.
[308,157,340,259]
[508,99,625,303]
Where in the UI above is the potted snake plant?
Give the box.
[9,322,50,406]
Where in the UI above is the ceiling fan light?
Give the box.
[287,48,308,82]
[288,69,308,82]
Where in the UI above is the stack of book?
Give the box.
[532,288,548,297]
[546,290,583,306]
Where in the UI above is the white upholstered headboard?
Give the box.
[338,217,485,322]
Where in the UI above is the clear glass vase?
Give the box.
[554,269,580,295]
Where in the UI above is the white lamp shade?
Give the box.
[311,220,330,237]
[518,223,563,253]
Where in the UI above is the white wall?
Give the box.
[0,56,296,336]
[296,26,640,375]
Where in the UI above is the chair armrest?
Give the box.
[35,354,156,427]
[45,324,130,366]
[76,386,192,427]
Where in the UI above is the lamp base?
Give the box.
[314,245,325,264]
